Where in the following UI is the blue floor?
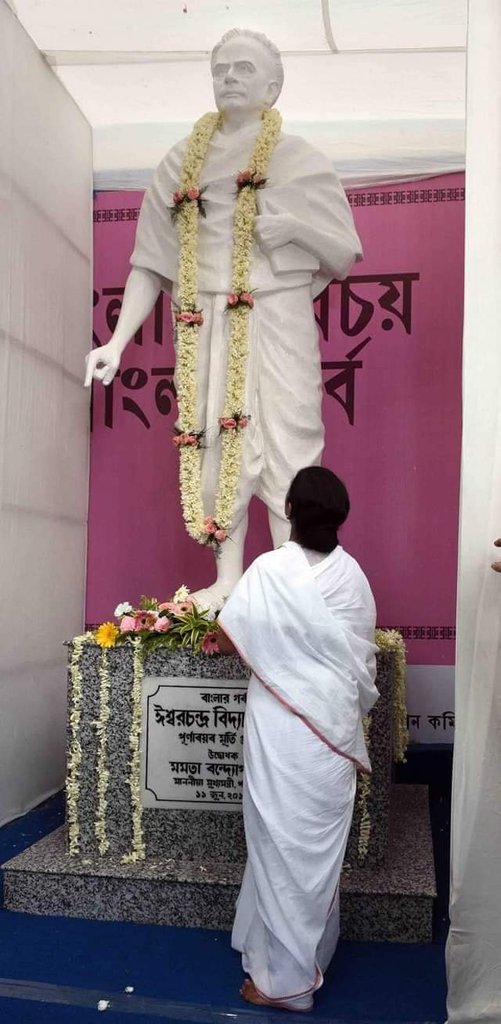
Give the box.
[0,793,447,1023]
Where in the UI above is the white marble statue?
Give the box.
[84,29,362,611]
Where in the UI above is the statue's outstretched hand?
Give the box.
[84,342,121,388]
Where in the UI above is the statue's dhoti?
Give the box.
[175,284,324,526]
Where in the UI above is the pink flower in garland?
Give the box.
[203,517,218,535]
[175,310,204,326]
[187,187,201,201]
[202,631,220,655]
[219,413,250,433]
[173,432,199,448]
[214,529,227,543]
[225,292,254,311]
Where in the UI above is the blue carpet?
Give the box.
[0,792,447,1023]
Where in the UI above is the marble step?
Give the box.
[2,785,435,943]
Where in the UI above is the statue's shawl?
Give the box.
[130,129,362,298]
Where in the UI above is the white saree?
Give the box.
[218,541,378,1010]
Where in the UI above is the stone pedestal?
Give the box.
[65,644,395,865]
[2,640,436,941]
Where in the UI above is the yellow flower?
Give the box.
[95,622,120,648]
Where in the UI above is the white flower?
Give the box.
[114,602,133,618]
[173,585,190,603]
[97,1000,110,1011]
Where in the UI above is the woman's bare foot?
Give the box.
[240,978,311,1012]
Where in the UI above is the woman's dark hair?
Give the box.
[286,466,350,554]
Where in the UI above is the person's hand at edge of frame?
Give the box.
[491,538,501,573]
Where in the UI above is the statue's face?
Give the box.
[212,36,278,117]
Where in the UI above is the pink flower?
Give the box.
[203,517,217,535]
[175,310,203,326]
[173,190,184,204]
[187,187,200,201]
[240,292,254,308]
[159,601,179,613]
[227,293,239,307]
[202,632,220,655]
[219,417,237,430]
[134,611,157,631]
[120,615,136,633]
[177,600,194,614]
[154,616,171,632]
[238,416,249,428]
[215,529,227,543]
[236,170,252,186]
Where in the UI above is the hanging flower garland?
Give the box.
[357,716,373,863]
[67,635,87,856]
[94,648,111,856]
[375,628,408,762]
[174,108,282,548]
[122,638,146,863]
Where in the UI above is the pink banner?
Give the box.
[88,173,464,669]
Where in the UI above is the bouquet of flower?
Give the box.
[94,587,219,655]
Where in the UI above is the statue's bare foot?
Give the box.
[191,583,232,616]
[240,979,311,1012]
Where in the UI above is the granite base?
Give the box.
[2,785,435,943]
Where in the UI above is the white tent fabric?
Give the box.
[0,0,92,826]
[9,0,466,188]
[446,2,501,1020]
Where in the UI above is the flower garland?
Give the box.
[357,717,372,863]
[375,628,408,762]
[94,648,111,856]
[346,630,408,867]
[66,617,407,865]
[122,638,146,863]
[67,635,87,856]
[174,108,282,547]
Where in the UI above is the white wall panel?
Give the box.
[0,0,92,827]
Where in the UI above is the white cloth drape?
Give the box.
[446,2,501,1020]
[0,0,92,827]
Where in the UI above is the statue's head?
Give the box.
[211,29,284,118]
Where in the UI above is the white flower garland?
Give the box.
[357,716,372,863]
[175,109,282,544]
[122,638,146,863]
[375,628,408,763]
[67,635,87,856]
[94,649,111,856]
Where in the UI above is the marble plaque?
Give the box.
[141,675,247,811]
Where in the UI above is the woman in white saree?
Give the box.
[217,467,379,1011]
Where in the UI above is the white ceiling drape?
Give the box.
[9,0,467,187]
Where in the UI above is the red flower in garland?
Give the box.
[236,170,267,191]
